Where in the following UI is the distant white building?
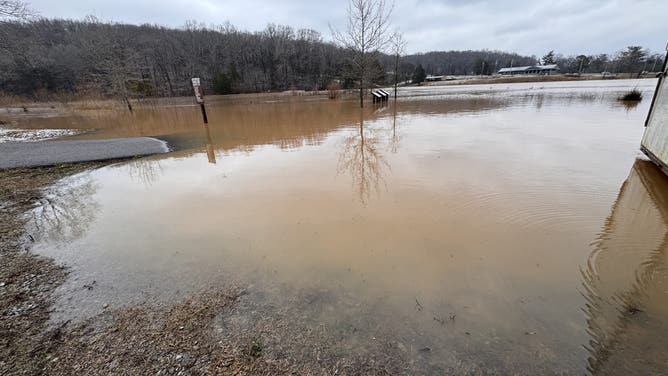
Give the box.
[425,75,444,82]
[498,64,559,75]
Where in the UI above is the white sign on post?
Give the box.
[191,77,204,104]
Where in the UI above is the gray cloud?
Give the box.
[27,0,668,56]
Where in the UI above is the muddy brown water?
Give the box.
[8,79,668,373]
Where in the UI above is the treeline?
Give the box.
[395,51,537,76]
[0,18,350,98]
[550,47,664,74]
[400,47,665,76]
[0,18,663,99]
[0,18,541,98]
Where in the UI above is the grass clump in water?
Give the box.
[619,89,642,101]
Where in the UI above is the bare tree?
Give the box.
[0,0,33,19]
[332,0,393,108]
[0,1,33,52]
[389,30,406,100]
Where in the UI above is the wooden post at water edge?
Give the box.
[191,77,208,124]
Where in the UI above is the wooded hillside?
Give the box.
[0,18,662,99]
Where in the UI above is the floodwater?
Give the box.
[10,79,668,374]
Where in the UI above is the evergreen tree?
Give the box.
[541,50,556,65]
[213,73,233,94]
[412,64,426,84]
[617,46,647,73]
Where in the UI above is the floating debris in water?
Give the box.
[415,298,423,312]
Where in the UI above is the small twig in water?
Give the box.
[434,312,456,325]
[415,299,423,311]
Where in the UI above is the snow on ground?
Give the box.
[0,128,85,143]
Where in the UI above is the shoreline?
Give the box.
[0,74,656,112]
[420,72,656,87]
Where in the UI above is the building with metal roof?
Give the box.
[641,52,668,175]
[498,64,559,75]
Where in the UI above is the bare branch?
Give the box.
[0,1,36,20]
[390,30,406,98]
[390,30,406,57]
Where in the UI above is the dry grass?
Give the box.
[328,81,341,99]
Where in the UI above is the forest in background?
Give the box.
[0,18,664,99]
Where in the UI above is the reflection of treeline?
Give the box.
[0,18,538,99]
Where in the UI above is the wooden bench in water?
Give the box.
[371,89,390,104]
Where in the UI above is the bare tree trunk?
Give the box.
[389,31,406,101]
[394,53,399,100]
[360,76,364,108]
[124,96,133,112]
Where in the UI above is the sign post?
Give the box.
[191,77,208,124]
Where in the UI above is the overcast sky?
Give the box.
[27,0,667,57]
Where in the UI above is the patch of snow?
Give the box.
[0,128,85,143]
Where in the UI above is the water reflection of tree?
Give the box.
[124,158,164,186]
[618,100,640,111]
[389,99,401,154]
[30,172,99,244]
[337,109,389,204]
[580,159,668,375]
[203,123,217,164]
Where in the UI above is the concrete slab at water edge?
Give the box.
[0,137,169,169]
